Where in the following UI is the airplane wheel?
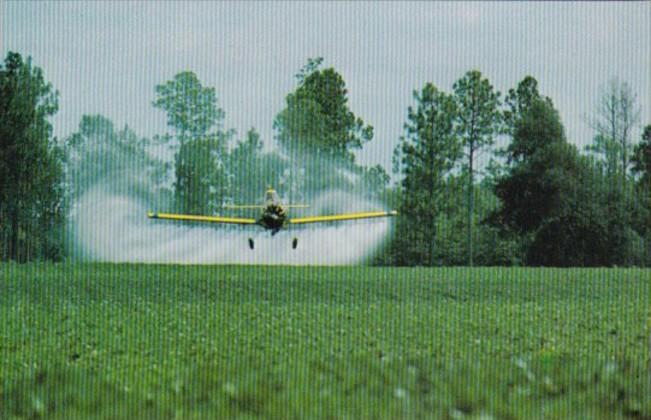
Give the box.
[292,238,298,249]
[248,238,254,250]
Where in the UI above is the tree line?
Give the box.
[385,74,650,266]
[1,51,649,266]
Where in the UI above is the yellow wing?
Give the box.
[223,205,266,209]
[289,210,397,225]
[147,212,256,225]
[224,204,310,209]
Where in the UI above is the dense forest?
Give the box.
[1,52,649,266]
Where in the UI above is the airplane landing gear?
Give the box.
[249,237,297,250]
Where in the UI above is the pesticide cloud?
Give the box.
[71,184,391,265]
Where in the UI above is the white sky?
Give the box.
[2,1,650,175]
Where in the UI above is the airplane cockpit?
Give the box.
[265,188,280,206]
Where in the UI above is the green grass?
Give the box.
[1,264,649,419]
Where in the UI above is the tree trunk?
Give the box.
[430,234,436,267]
[622,123,628,177]
[468,146,474,267]
[10,206,19,262]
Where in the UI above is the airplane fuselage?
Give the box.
[257,203,287,233]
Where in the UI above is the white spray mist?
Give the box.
[71,183,391,265]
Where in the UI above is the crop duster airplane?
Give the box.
[147,187,397,250]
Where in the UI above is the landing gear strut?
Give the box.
[248,237,298,250]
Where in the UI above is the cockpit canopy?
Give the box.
[265,188,280,205]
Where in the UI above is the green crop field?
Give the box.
[0,264,649,419]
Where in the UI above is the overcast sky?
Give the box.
[2,1,650,174]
